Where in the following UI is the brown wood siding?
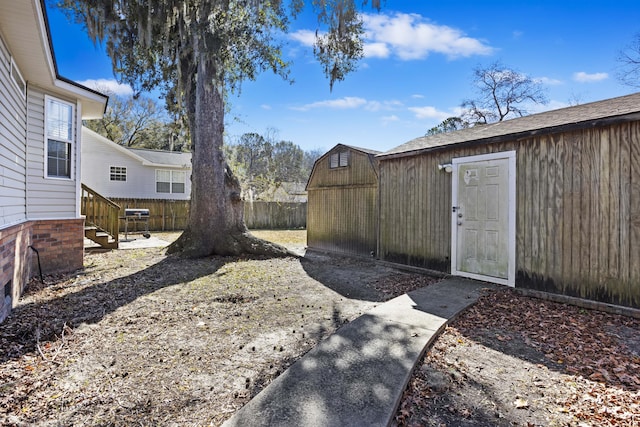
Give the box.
[307,149,378,189]
[306,147,379,256]
[307,186,378,256]
[104,199,305,231]
[379,122,640,308]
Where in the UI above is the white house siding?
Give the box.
[82,128,192,200]
[0,34,27,228]
[25,87,79,219]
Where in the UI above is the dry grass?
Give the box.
[0,229,435,426]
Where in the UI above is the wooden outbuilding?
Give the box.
[378,92,640,309]
[306,144,380,256]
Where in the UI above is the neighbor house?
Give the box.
[308,93,640,310]
[81,126,192,201]
[0,0,108,321]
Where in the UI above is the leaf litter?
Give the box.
[393,288,640,427]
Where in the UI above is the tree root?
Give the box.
[166,228,295,259]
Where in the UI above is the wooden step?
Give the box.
[84,226,118,249]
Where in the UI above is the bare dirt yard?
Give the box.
[0,230,436,426]
[1,230,639,426]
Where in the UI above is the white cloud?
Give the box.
[536,76,563,86]
[261,104,272,110]
[292,96,368,111]
[289,29,317,47]
[411,94,425,99]
[292,97,402,112]
[364,100,403,112]
[362,12,494,60]
[363,42,390,58]
[573,71,608,83]
[78,78,133,96]
[408,105,451,121]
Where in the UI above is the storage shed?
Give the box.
[306,144,380,256]
[378,92,640,309]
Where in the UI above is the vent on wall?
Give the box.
[4,280,11,298]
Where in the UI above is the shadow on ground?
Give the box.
[0,254,226,364]
[226,313,427,427]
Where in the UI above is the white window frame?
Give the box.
[44,96,75,180]
[10,58,26,98]
[156,169,186,194]
[110,166,127,182]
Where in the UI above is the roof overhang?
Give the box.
[378,110,640,161]
[0,0,107,118]
[82,127,192,168]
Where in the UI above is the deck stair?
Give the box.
[81,184,120,249]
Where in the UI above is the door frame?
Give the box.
[450,151,516,287]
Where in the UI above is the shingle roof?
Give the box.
[380,91,640,158]
[339,144,382,155]
[128,148,192,167]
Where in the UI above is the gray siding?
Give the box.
[0,34,27,228]
[25,88,79,219]
[81,128,192,200]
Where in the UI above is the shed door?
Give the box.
[451,152,515,286]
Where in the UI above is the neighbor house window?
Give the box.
[329,150,349,169]
[45,97,74,179]
[156,170,186,194]
[110,166,127,181]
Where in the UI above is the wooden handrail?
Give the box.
[81,184,121,244]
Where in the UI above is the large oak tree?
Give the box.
[58,0,379,257]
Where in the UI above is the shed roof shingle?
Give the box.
[381,91,640,158]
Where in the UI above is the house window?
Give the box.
[10,58,25,96]
[329,150,349,169]
[156,170,186,194]
[110,166,127,181]
[45,97,74,179]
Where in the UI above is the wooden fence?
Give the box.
[107,198,306,231]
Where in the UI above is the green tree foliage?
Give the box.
[225,132,320,200]
[84,93,190,151]
[57,0,379,257]
[461,61,548,124]
[426,116,469,135]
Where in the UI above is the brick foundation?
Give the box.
[0,218,84,323]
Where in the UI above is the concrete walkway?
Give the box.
[223,277,498,427]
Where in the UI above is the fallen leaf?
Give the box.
[514,397,529,409]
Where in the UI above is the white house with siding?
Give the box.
[81,127,192,200]
[0,0,108,322]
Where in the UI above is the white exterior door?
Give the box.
[451,151,516,286]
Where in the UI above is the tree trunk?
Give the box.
[167,51,290,258]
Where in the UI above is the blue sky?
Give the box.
[47,1,640,153]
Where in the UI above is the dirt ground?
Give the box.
[0,230,437,426]
[1,230,638,426]
[393,290,640,427]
